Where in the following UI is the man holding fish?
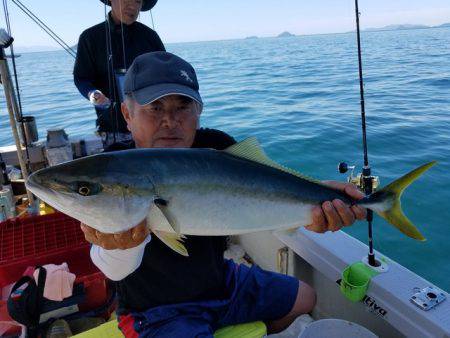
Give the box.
[28,51,432,336]
[82,51,365,336]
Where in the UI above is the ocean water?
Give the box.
[1,28,449,291]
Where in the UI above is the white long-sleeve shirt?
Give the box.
[90,235,151,281]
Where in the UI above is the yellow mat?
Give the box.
[215,321,267,338]
[74,319,266,338]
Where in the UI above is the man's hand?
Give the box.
[305,181,366,233]
[80,220,149,250]
[89,90,110,107]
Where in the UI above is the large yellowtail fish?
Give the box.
[26,138,435,256]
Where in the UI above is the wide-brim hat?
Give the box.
[99,0,157,12]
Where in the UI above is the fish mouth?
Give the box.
[26,174,76,215]
[25,173,45,195]
[27,173,71,195]
[26,186,92,228]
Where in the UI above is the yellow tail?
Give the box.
[362,161,436,241]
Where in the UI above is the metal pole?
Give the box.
[6,55,31,159]
[0,49,34,205]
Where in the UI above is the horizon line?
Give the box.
[13,21,450,53]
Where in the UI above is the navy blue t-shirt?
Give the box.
[105,128,237,314]
[73,13,165,133]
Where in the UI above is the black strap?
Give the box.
[29,267,46,338]
[8,266,47,338]
[10,275,34,294]
[28,266,46,338]
[35,266,47,316]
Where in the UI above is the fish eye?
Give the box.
[73,181,101,196]
[78,186,90,196]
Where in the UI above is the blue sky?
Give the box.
[1,0,450,49]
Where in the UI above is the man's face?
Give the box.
[110,0,142,25]
[122,95,200,149]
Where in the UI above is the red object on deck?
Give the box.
[0,212,99,285]
[0,212,113,336]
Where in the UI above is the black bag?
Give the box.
[7,266,46,338]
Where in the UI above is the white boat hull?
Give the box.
[235,229,450,338]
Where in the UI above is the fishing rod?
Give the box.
[339,0,380,267]
[354,0,379,267]
[103,2,119,143]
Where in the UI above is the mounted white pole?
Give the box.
[0,29,35,205]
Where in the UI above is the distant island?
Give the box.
[360,23,450,32]
[277,31,295,38]
[13,22,450,54]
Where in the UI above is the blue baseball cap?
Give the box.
[123,51,203,106]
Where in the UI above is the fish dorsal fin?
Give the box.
[224,137,320,183]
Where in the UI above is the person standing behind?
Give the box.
[73,0,165,147]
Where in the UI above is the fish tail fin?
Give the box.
[152,230,189,256]
[358,161,436,241]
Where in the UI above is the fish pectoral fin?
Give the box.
[147,198,180,234]
[153,230,189,256]
[148,198,188,256]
